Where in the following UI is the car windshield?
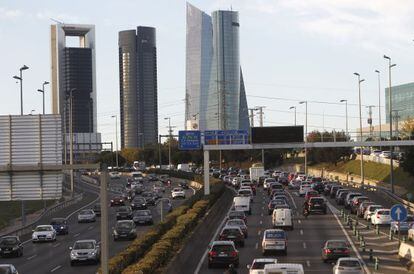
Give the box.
[229,211,244,218]
[173,188,183,192]
[80,210,93,215]
[116,222,133,229]
[227,220,243,226]
[74,242,95,250]
[222,228,240,235]
[135,211,150,216]
[36,226,52,231]
[212,244,234,252]
[251,261,274,269]
[51,219,65,225]
[377,210,390,215]
[327,241,348,248]
[310,198,324,204]
[0,267,12,274]
[369,206,382,212]
[118,207,129,212]
[265,231,285,239]
[133,198,145,203]
[0,237,18,245]
[339,260,361,268]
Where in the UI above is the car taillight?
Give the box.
[230,251,238,257]
[324,249,332,254]
[344,249,350,254]
[209,251,217,257]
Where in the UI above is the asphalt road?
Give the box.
[0,175,195,274]
[196,183,410,274]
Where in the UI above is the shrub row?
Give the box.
[122,199,211,274]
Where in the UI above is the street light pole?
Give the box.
[164,117,172,168]
[37,81,49,115]
[384,55,396,193]
[340,100,348,137]
[354,72,365,185]
[289,106,297,126]
[13,65,29,115]
[299,101,308,174]
[375,70,382,141]
[111,115,119,168]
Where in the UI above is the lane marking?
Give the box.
[258,230,262,236]
[74,233,80,237]
[53,242,60,248]
[88,225,94,230]
[255,242,258,249]
[303,242,307,249]
[262,206,264,210]
[327,202,371,274]
[300,229,303,235]
[261,213,264,217]
[298,219,301,224]
[50,265,62,272]
[260,220,263,225]
[306,260,311,267]
[286,189,298,209]
[27,254,37,260]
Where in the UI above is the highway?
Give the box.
[195,182,410,274]
[0,175,195,274]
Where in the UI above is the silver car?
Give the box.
[70,240,100,266]
[32,225,56,243]
[0,264,18,274]
[133,210,153,225]
[77,209,96,223]
[333,257,364,274]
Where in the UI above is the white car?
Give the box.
[299,184,311,196]
[32,225,56,243]
[333,257,364,274]
[371,209,391,225]
[364,205,383,221]
[78,209,97,223]
[0,264,18,274]
[247,258,278,274]
[171,187,185,199]
[264,178,276,189]
[238,188,253,202]
[261,229,287,255]
[109,171,121,179]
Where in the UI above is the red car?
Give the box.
[304,190,319,202]
[110,196,125,207]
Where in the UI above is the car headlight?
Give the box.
[91,251,96,256]
[110,200,114,202]
[61,226,64,229]
[113,230,118,235]
[131,229,136,233]
[12,247,18,250]
[120,199,123,202]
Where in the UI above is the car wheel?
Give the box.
[234,262,239,268]
[70,261,75,266]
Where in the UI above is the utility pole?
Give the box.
[354,72,365,185]
[289,106,297,126]
[248,108,256,127]
[256,106,266,165]
[366,105,375,138]
[164,117,175,169]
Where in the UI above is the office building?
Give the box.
[185,3,249,131]
[119,27,158,148]
[385,82,414,123]
[51,24,97,133]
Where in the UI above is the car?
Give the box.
[179,181,189,189]
[110,196,125,207]
[288,180,300,190]
[371,209,391,225]
[153,182,165,193]
[141,192,156,205]
[241,181,257,195]
[219,226,245,247]
[335,188,348,200]
[364,205,383,221]
[330,185,343,198]
[299,184,312,197]
[380,151,391,158]
[344,193,362,209]
[32,225,56,242]
[356,201,375,218]
[336,190,350,205]
[147,173,158,181]
[207,241,239,268]
[227,210,247,224]
[304,190,319,201]
[307,197,327,214]
[272,208,293,230]
[268,200,287,215]
[116,206,133,220]
[225,219,248,238]
[113,220,137,240]
[69,239,100,266]
[0,264,18,274]
[109,171,121,179]
[50,218,69,235]
[264,178,276,189]
[131,196,147,210]
[278,177,289,186]
[350,196,370,214]
[246,258,278,274]
[332,257,364,274]
[324,184,333,196]
[92,203,101,216]
[390,215,414,234]
[311,182,325,193]
[261,229,287,255]
[237,188,253,202]
[321,240,350,262]
[121,190,134,202]
[267,183,284,195]
[0,236,23,257]
[77,209,96,223]
[133,209,154,225]
[172,187,186,199]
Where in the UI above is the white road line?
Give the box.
[300,229,303,235]
[260,220,263,225]
[258,230,262,236]
[27,254,37,260]
[262,206,264,210]
[327,202,371,274]
[88,225,94,230]
[52,242,60,248]
[261,213,264,217]
[255,242,258,249]
[303,242,307,249]
[286,190,298,209]
[298,219,301,224]
[74,233,81,237]
[306,260,311,267]
[50,265,62,272]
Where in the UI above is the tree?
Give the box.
[401,147,414,177]
[401,117,414,139]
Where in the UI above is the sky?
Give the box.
[1,0,414,146]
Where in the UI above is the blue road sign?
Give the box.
[178,131,201,150]
[203,130,249,145]
[390,204,407,222]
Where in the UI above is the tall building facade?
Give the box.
[51,24,97,133]
[185,3,249,131]
[119,27,158,149]
[385,82,414,123]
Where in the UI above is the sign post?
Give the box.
[390,204,408,243]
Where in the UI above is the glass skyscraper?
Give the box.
[385,82,414,123]
[185,3,249,131]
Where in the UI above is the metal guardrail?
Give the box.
[1,193,83,238]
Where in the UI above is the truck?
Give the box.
[249,163,264,183]
[177,163,191,172]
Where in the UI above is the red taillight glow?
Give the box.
[230,251,238,257]
[344,249,350,253]
[209,251,217,257]
[324,249,332,254]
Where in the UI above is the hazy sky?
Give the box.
[1,0,414,146]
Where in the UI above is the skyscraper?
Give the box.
[119,27,158,149]
[185,3,249,131]
[51,24,97,133]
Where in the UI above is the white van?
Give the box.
[233,196,251,215]
[264,263,304,274]
[272,208,293,230]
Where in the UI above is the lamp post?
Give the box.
[299,101,308,174]
[111,115,119,168]
[30,109,35,115]
[289,106,297,126]
[339,100,348,137]
[13,65,29,115]
[384,55,397,193]
[164,117,172,168]
[354,72,365,185]
[37,81,49,115]
[374,70,382,141]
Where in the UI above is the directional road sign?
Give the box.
[390,204,408,222]
[178,130,201,150]
[204,130,249,145]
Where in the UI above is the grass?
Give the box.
[0,200,56,230]
[311,160,414,193]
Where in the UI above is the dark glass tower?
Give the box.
[119,27,158,149]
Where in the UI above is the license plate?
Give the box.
[139,221,145,223]
[227,236,236,239]
[79,258,87,261]
[219,253,228,257]
[3,251,10,253]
